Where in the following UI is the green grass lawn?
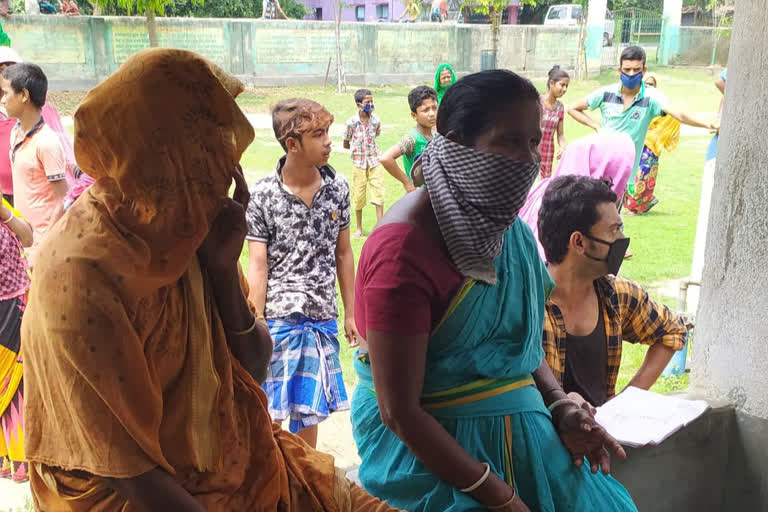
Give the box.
[54,67,720,395]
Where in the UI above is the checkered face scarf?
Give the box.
[422,134,539,284]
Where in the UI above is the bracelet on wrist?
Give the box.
[488,488,517,510]
[227,315,259,336]
[460,462,491,493]
[547,398,576,413]
[2,209,14,224]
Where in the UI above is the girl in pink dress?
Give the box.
[538,65,569,179]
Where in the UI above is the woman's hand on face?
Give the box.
[555,405,626,475]
[197,165,250,271]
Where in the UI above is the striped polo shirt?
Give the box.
[587,81,667,173]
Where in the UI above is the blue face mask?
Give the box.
[362,103,375,115]
[621,72,643,90]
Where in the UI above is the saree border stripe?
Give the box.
[421,377,535,409]
[431,278,476,336]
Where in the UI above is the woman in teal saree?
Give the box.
[351,70,638,512]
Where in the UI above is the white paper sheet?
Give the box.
[594,387,709,447]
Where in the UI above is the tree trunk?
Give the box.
[88,1,101,15]
[146,8,159,48]
[333,0,346,93]
[490,6,502,57]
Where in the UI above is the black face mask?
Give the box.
[583,234,630,276]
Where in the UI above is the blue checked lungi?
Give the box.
[263,314,349,433]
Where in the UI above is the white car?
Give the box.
[543,4,615,47]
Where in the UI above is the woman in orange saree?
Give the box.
[21,48,400,512]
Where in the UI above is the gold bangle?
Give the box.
[228,315,259,336]
[460,462,491,493]
[488,488,517,510]
[547,398,575,413]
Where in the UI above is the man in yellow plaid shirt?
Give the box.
[537,175,687,410]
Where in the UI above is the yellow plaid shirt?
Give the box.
[543,275,687,399]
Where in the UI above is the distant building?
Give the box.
[681,6,704,26]
[681,4,734,27]
[302,0,519,24]
[303,0,407,22]
[462,0,519,25]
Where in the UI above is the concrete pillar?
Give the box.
[659,0,682,65]
[89,17,110,82]
[691,0,768,419]
[586,0,607,71]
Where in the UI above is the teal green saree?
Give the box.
[351,220,637,511]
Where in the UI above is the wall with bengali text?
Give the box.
[2,15,581,89]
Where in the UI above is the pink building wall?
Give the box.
[302,0,407,22]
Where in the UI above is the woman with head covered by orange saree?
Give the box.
[20,49,401,512]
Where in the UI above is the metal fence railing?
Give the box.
[675,26,731,66]
[601,8,663,69]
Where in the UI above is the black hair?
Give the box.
[437,69,539,147]
[1,63,47,109]
[354,88,372,104]
[547,65,570,89]
[408,85,437,113]
[620,45,646,67]
[538,175,618,264]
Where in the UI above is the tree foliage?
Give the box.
[93,0,200,15]
[76,0,95,14]
[464,0,535,53]
[468,0,535,17]
[165,0,258,18]
[95,0,306,18]
[607,0,662,12]
[166,0,307,19]
[683,0,716,8]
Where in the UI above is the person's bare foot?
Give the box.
[624,250,633,259]
[352,230,364,239]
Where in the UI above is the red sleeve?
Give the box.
[355,223,462,338]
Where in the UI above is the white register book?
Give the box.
[594,387,709,447]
